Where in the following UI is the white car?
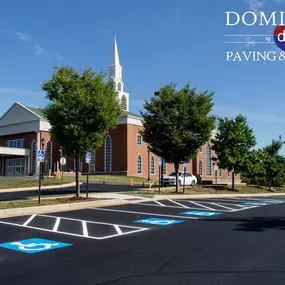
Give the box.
[162,172,197,186]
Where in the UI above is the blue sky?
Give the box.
[1,0,285,152]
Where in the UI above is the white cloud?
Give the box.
[16,32,30,42]
[0,87,43,97]
[33,44,48,56]
[245,0,266,12]
[56,53,64,61]
[214,105,285,123]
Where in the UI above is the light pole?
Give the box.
[147,147,150,182]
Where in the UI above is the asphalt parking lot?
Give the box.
[0,196,285,285]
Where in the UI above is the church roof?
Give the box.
[24,105,142,121]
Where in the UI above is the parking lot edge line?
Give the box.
[186,201,216,211]
[154,200,165,206]
[207,202,234,211]
[96,228,149,240]
[231,206,259,212]
[132,202,189,210]
[114,225,123,235]
[53,217,61,232]
[168,199,189,209]
[89,207,198,220]
[22,214,36,226]
[37,214,149,229]
[82,221,88,237]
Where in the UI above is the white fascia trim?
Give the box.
[0,146,30,156]
[117,117,143,126]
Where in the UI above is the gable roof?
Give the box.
[25,106,46,120]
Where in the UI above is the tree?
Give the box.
[211,114,256,191]
[262,137,285,190]
[141,83,216,193]
[42,66,121,196]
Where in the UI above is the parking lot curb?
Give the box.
[0,198,131,219]
[0,182,80,193]
[152,193,285,200]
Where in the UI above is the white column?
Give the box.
[35,132,40,176]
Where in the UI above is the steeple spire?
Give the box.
[112,35,120,66]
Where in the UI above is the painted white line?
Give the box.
[90,207,198,220]
[168,199,189,209]
[23,214,36,226]
[154,200,166,206]
[82,221,88,237]
[0,220,149,240]
[114,224,123,235]
[231,206,259,212]
[208,202,235,211]
[52,217,61,232]
[183,201,216,211]
[133,202,230,212]
[38,214,145,230]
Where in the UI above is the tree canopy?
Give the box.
[42,66,121,196]
[140,82,216,192]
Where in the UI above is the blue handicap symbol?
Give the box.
[37,150,45,162]
[133,217,183,226]
[0,238,72,254]
[242,202,268,206]
[181,210,222,216]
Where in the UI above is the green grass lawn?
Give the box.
[0,177,73,189]
[0,196,99,209]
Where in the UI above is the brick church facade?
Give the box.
[0,37,240,185]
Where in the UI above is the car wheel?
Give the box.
[191,180,196,186]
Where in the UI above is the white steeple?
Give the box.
[109,35,129,111]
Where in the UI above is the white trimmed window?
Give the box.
[105,136,112,172]
[206,143,212,176]
[150,156,155,175]
[136,134,142,146]
[31,140,36,174]
[137,154,142,174]
[219,168,222,176]
[46,141,52,172]
[199,160,203,176]
[6,139,24,148]
[117,82,122,91]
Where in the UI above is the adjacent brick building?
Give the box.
[0,37,240,185]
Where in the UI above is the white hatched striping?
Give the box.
[168,199,189,209]
[23,214,36,226]
[53,217,61,232]
[82,221,88,237]
[154,200,166,206]
[182,200,216,211]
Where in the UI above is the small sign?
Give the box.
[85,152,91,164]
[183,161,187,169]
[158,157,162,166]
[181,210,222,216]
[60,157,66,165]
[37,150,45,163]
[133,217,183,226]
[0,238,72,254]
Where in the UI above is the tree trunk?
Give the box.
[75,156,80,197]
[175,163,179,193]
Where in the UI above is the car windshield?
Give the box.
[168,172,183,176]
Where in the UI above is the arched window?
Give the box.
[91,152,96,173]
[150,156,155,175]
[199,160,203,176]
[137,154,142,174]
[206,143,212,176]
[163,159,166,175]
[117,82,122,91]
[46,141,52,172]
[31,140,36,175]
[121,95,127,111]
[136,134,142,146]
[105,136,112,172]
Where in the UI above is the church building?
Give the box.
[0,37,240,185]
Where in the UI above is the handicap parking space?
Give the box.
[0,195,284,257]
